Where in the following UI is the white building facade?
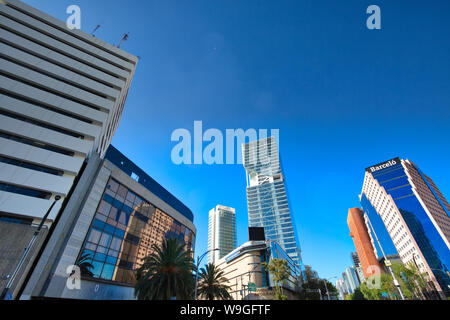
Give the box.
[208,205,237,264]
[0,0,137,299]
[0,0,137,224]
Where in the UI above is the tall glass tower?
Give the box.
[242,136,302,266]
[361,157,450,298]
[208,205,237,264]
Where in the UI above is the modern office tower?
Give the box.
[242,136,302,266]
[20,146,195,300]
[335,278,346,300]
[345,266,360,292]
[360,157,450,298]
[342,271,353,295]
[350,252,365,282]
[208,205,237,264]
[0,0,137,299]
[347,208,382,279]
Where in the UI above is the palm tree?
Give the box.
[197,263,232,300]
[77,252,94,277]
[134,237,194,300]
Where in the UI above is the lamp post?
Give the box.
[323,276,337,300]
[194,248,219,300]
[1,195,61,300]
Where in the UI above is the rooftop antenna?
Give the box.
[117,32,129,49]
[91,24,101,36]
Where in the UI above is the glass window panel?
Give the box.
[91,261,103,278]
[114,227,125,238]
[88,229,101,244]
[110,237,122,251]
[97,200,111,216]
[103,224,115,235]
[96,246,107,254]
[99,232,112,248]
[94,252,107,262]
[108,206,118,220]
[106,256,118,265]
[95,213,107,222]
[126,191,136,203]
[117,185,128,199]
[85,242,97,251]
[108,179,119,193]
[106,218,118,227]
[108,249,119,257]
[101,263,115,280]
[118,211,127,225]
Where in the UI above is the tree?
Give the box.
[262,258,291,300]
[197,263,232,300]
[77,252,94,277]
[350,288,366,300]
[134,237,194,300]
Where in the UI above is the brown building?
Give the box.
[347,208,381,279]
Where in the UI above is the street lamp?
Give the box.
[1,195,61,300]
[323,276,337,300]
[194,248,219,300]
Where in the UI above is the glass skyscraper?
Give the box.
[242,136,302,266]
[360,157,450,298]
[208,205,237,264]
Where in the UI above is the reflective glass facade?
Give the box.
[243,137,302,267]
[360,193,398,258]
[76,177,195,285]
[367,161,450,294]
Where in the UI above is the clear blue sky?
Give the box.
[23,0,450,280]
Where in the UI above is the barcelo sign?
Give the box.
[365,157,401,173]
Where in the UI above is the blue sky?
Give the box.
[23,0,450,280]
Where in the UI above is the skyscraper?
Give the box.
[208,205,237,264]
[242,136,302,266]
[345,266,360,292]
[361,157,450,298]
[350,251,366,282]
[347,208,382,278]
[0,0,137,299]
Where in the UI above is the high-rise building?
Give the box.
[21,146,195,300]
[342,271,352,294]
[345,266,360,292]
[242,136,302,266]
[350,251,365,282]
[208,205,237,264]
[335,278,347,300]
[347,208,382,279]
[0,0,137,299]
[360,157,450,298]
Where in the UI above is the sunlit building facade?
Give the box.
[0,0,137,299]
[242,136,302,267]
[21,146,195,299]
[360,157,450,298]
[208,205,237,264]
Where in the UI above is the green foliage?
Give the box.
[197,263,232,300]
[350,288,367,300]
[77,252,95,277]
[262,258,291,300]
[300,266,338,300]
[134,237,194,300]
